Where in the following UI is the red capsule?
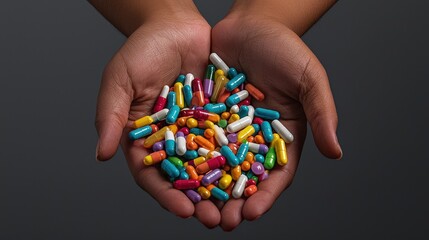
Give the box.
[237,97,251,107]
[173,179,200,190]
[196,155,226,174]
[246,179,257,187]
[191,78,205,107]
[178,127,190,135]
[253,117,264,125]
[179,109,194,117]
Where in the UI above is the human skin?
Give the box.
[210,0,342,231]
[90,0,342,231]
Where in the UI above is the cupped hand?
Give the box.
[211,16,343,231]
[94,15,223,228]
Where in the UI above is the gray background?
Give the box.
[1,0,428,239]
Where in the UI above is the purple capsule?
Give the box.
[249,142,268,155]
[251,162,265,175]
[258,171,269,182]
[227,133,237,143]
[152,140,165,152]
[202,169,223,186]
[185,189,202,203]
[204,79,214,98]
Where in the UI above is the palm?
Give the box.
[210,18,329,230]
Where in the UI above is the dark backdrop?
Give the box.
[1,0,428,239]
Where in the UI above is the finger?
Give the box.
[299,56,343,160]
[194,200,221,228]
[242,121,304,220]
[95,56,133,161]
[123,135,195,218]
[219,198,245,231]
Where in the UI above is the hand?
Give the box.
[94,13,224,228]
[211,14,343,231]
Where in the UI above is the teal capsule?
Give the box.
[254,154,265,163]
[236,140,249,164]
[204,103,227,114]
[211,186,229,201]
[161,159,179,179]
[225,90,248,107]
[175,74,186,84]
[226,73,246,91]
[190,127,205,136]
[183,85,193,107]
[254,107,280,120]
[179,167,189,180]
[183,150,198,160]
[264,147,276,169]
[246,170,255,179]
[128,125,152,140]
[166,91,176,109]
[166,105,180,124]
[261,121,274,143]
[252,124,260,136]
[167,156,183,168]
[238,105,249,118]
[165,139,176,156]
[220,145,239,166]
[228,68,238,79]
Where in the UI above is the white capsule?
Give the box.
[226,116,252,133]
[247,105,255,120]
[150,108,169,122]
[209,52,230,74]
[213,125,229,146]
[232,174,248,198]
[175,134,187,156]
[230,105,240,114]
[159,85,170,98]
[184,73,194,86]
[165,129,174,141]
[271,119,294,143]
[197,148,221,157]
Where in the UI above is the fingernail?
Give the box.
[95,141,101,162]
[335,146,343,160]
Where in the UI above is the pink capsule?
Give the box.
[152,85,169,113]
[178,127,190,135]
[196,155,226,174]
[253,117,264,125]
[191,78,205,107]
[173,179,200,190]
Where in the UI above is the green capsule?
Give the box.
[167,157,183,168]
[264,147,276,169]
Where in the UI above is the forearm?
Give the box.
[227,0,337,36]
[88,0,201,36]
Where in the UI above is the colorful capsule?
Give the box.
[245,83,265,101]
[251,162,265,175]
[237,105,249,119]
[203,64,215,98]
[133,115,154,129]
[194,135,215,151]
[244,185,258,197]
[196,155,226,174]
[183,84,193,108]
[275,138,288,166]
[226,90,249,107]
[211,75,229,103]
[193,110,220,123]
[226,116,252,133]
[209,52,229,74]
[209,186,229,201]
[254,107,280,120]
[236,140,249,164]
[248,142,269,155]
[197,186,211,199]
[227,67,238,79]
[161,159,179,178]
[271,119,294,143]
[173,82,184,108]
[201,169,223,186]
[175,131,187,156]
[232,174,247,198]
[212,125,228,146]
[237,125,255,143]
[164,128,176,156]
[173,179,200,190]
[143,125,177,148]
[166,91,176,109]
[218,173,233,189]
[144,150,166,165]
[231,165,242,181]
[220,145,239,167]
[225,73,246,91]
[191,78,205,107]
[185,189,201,203]
[261,121,274,143]
[129,125,152,140]
[204,103,227,114]
[153,85,169,113]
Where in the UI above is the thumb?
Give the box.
[95,57,132,161]
[299,57,343,160]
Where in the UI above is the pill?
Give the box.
[129,125,153,140]
[245,83,265,101]
[226,73,246,91]
[185,189,201,203]
[271,119,294,143]
[232,174,248,198]
[254,107,280,120]
[226,116,252,133]
[226,90,249,107]
[173,179,200,190]
[153,85,169,113]
[203,64,215,98]
[161,159,179,178]
[201,169,223,186]
[209,52,229,74]
[173,82,184,108]
[191,78,205,107]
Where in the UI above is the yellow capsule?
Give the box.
[143,124,178,148]
[218,174,232,189]
[237,125,255,142]
[174,82,184,108]
[204,128,215,138]
[177,116,190,127]
[211,75,229,103]
[214,69,224,81]
[231,165,241,181]
[275,138,288,166]
[198,186,211,199]
[204,120,215,129]
[133,115,154,129]
[228,113,240,124]
[193,156,206,166]
[186,118,198,128]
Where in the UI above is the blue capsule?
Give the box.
[254,107,280,120]
[161,159,179,179]
[189,127,205,136]
[211,186,229,201]
[166,91,176,109]
[220,145,239,166]
[254,154,265,163]
[204,103,227,114]
[226,73,246,91]
[238,105,249,118]
[175,74,186,84]
[166,105,180,124]
[183,85,193,108]
[183,150,198,160]
[261,121,274,143]
[179,168,190,180]
[128,125,152,140]
[228,68,238,79]
[252,123,260,136]
[236,140,249,164]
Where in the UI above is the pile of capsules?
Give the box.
[128,53,294,203]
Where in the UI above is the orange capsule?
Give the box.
[247,136,255,143]
[195,135,215,150]
[241,160,251,171]
[255,135,265,144]
[244,185,258,197]
[231,88,240,94]
[217,88,231,103]
[206,184,216,191]
[245,152,254,162]
[221,112,231,120]
[150,124,159,133]
[143,150,166,165]
[223,164,231,172]
[224,181,235,196]
[177,116,190,127]
[198,174,204,182]
[204,128,215,139]
[245,83,265,101]
[228,143,239,154]
[186,134,198,150]
[231,165,241,181]
[186,165,199,180]
[198,186,211,199]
